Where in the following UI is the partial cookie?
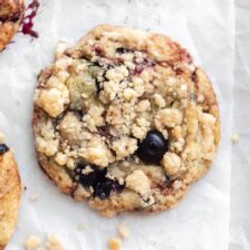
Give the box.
[0,142,21,249]
[0,0,25,51]
[33,25,220,216]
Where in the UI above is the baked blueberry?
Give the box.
[91,61,101,67]
[116,47,130,54]
[137,131,168,163]
[93,178,122,200]
[74,164,123,199]
[74,164,106,187]
[0,144,9,155]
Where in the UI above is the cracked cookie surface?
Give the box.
[0,0,25,51]
[33,25,220,216]
[0,142,21,250]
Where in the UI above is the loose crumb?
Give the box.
[0,132,5,143]
[54,40,68,59]
[29,194,39,202]
[232,133,240,143]
[108,237,122,250]
[77,223,84,231]
[24,235,41,250]
[118,223,130,239]
[46,234,63,250]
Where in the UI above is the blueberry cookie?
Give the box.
[0,140,21,249]
[0,0,25,51]
[33,25,220,216]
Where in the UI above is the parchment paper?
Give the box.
[229,1,250,249]
[0,0,234,249]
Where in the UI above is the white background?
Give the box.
[0,0,243,249]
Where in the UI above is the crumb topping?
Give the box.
[33,25,219,214]
[125,170,151,197]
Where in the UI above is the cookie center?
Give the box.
[35,45,188,201]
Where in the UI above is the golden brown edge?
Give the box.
[0,151,21,249]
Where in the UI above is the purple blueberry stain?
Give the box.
[134,57,156,75]
[21,0,40,38]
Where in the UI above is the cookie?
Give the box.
[0,0,25,51]
[33,25,220,216]
[0,141,21,249]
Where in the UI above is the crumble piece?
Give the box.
[125,170,151,197]
[231,133,240,143]
[118,223,130,239]
[24,235,41,250]
[108,237,122,250]
[46,234,63,250]
[0,132,5,143]
[29,193,39,202]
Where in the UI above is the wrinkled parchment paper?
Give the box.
[0,0,234,249]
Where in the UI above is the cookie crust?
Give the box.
[0,148,21,249]
[0,0,25,51]
[33,25,220,216]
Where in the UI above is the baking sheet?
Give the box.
[0,0,234,249]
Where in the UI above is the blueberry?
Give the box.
[93,178,122,200]
[74,110,85,119]
[97,125,110,137]
[116,47,130,54]
[74,164,106,187]
[0,144,9,155]
[74,164,124,199]
[137,131,168,163]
